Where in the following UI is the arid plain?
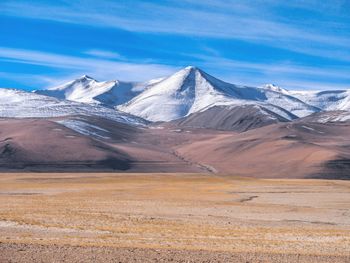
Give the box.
[0,173,349,262]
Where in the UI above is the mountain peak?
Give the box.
[180,66,205,73]
[262,84,289,94]
[119,67,318,121]
[184,65,200,71]
[35,75,145,106]
[177,66,208,80]
[78,75,95,81]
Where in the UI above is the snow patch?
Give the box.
[56,119,111,139]
[301,125,324,134]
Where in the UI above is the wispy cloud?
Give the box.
[184,53,350,90]
[0,47,178,87]
[0,1,349,90]
[0,46,348,91]
[0,71,76,90]
[202,56,350,80]
[1,0,349,61]
[83,49,123,60]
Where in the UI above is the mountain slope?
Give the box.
[169,104,289,132]
[34,75,162,107]
[118,66,318,122]
[290,89,350,111]
[0,88,146,126]
[0,116,205,172]
[296,110,350,123]
[0,118,131,171]
[175,120,350,179]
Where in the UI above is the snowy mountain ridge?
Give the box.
[34,75,162,107]
[0,88,147,125]
[289,89,350,111]
[117,66,318,121]
[3,66,350,125]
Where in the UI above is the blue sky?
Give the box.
[0,0,349,91]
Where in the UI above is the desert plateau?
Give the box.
[0,173,349,262]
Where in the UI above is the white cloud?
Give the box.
[0,47,177,83]
[191,54,350,79]
[0,46,349,91]
[1,0,349,62]
[83,49,123,59]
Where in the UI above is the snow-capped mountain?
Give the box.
[22,65,350,126]
[118,66,318,122]
[0,88,146,125]
[290,89,350,111]
[34,75,162,107]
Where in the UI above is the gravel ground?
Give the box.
[1,243,350,263]
[1,173,350,262]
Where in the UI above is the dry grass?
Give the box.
[0,173,350,257]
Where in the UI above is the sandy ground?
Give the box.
[0,173,349,262]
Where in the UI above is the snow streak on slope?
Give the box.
[34,75,163,107]
[298,111,350,123]
[118,66,318,122]
[57,118,111,139]
[0,88,146,126]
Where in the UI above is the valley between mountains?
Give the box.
[1,66,350,178]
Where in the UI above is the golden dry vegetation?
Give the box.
[0,173,349,262]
